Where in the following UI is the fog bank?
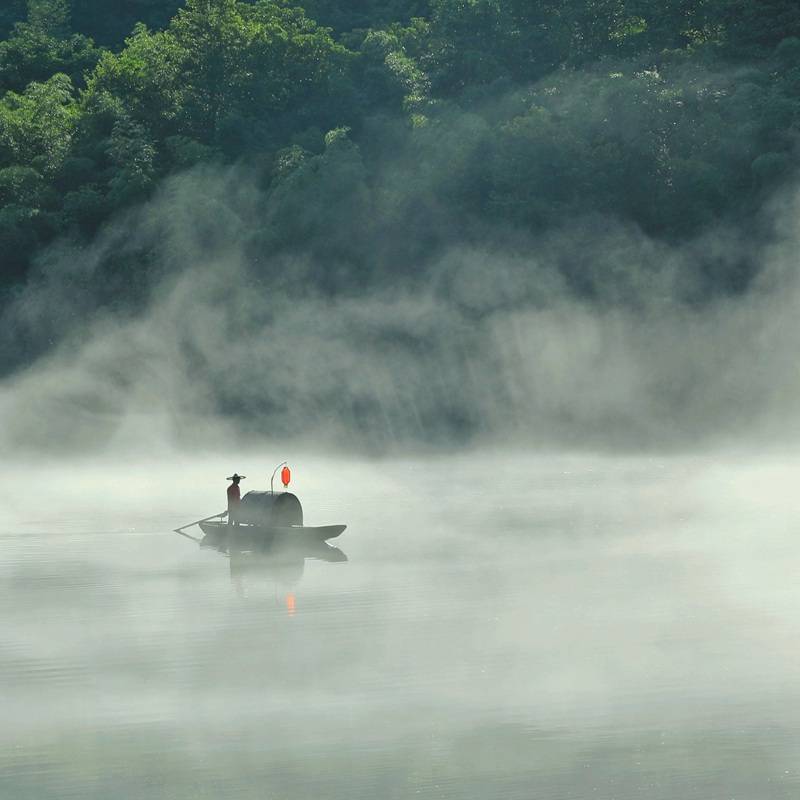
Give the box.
[2,161,800,455]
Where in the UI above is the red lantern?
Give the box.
[281,465,291,488]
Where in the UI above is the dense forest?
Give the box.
[1,0,799,375]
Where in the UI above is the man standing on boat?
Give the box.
[226,473,245,526]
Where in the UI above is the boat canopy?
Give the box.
[238,491,303,527]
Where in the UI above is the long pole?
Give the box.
[174,510,227,535]
[174,528,203,543]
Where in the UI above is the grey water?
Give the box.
[2,452,799,799]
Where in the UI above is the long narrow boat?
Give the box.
[198,519,346,542]
[194,488,346,543]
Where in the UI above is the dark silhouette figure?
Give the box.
[226,473,245,526]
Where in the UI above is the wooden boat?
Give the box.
[191,489,346,543]
[198,519,346,542]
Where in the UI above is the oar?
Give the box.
[174,528,203,543]
[174,510,227,535]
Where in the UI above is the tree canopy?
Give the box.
[0,0,799,310]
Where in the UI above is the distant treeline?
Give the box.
[1,0,799,295]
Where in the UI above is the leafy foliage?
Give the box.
[86,0,350,147]
[0,0,798,300]
[0,0,101,94]
[0,73,78,172]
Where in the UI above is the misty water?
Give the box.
[2,451,799,799]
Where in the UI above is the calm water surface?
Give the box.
[2,452,799,799]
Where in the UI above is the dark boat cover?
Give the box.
[238,491,303,527]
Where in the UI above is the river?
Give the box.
[2,451,799,798]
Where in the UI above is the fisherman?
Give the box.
[226,473,245,526]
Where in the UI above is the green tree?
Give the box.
[359,26,431,121]
[0,26,101,93]
[0,0,102,93]
[85,26,183,139]
[0,73,78,173]
[106,115,156,206]
[264,126,372,268]
[0,164,45,205]
[27,0,70,37]
[623,0,720,53]
[173,0,350,142]
[421,0,650,94]
[87,0,350,148]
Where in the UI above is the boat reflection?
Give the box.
[199,526,347,604]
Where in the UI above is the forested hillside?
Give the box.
[1,1,799,326]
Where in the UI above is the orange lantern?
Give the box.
[286,593,296,616]
[281,465,291,488]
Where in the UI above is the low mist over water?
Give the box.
[2,452,800,799]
